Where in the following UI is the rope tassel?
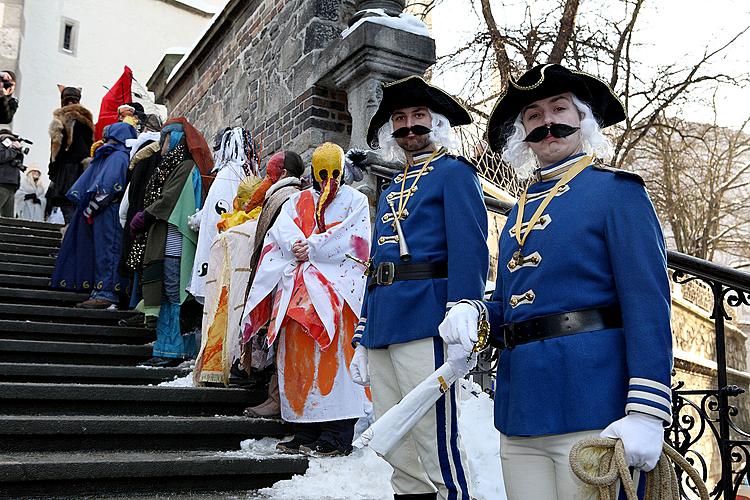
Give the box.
[569,438,709,500]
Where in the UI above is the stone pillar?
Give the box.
[316,10,434,204]
[329,25,435,148]
[354,0,405,14]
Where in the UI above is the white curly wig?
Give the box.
[501,94,615,179]
[376,109,460,163]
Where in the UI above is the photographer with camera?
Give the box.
[0,128,26,217]
[0,71,18,128]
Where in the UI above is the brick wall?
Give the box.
[161,0,356,158]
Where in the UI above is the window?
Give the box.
[63,24,73,51]
[59,18,78,56]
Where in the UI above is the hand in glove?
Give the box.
[344,148,368,184]
[187,208,202,232]
[438,302,479,354]
[82,200,99,225]
[446,343,477,379]
[349,344,369,386]
[129,211,152,237]
[600,412,664,471]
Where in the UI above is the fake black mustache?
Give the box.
[523,123,580,143]
[392,125,432,138]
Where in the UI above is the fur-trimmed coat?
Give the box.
[48,104,94,205]
[49,104,94,163]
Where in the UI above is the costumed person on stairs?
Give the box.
[15,167,47,221]
[188,127,260,304]
[348,76,488,500]
[130,118,213,367]
[118,113,163,316]
[194,175,265,386]
[241,142,371,457]
[439,64,673,500]
[241,150,305,418]
[51,121,137,309]
[47,86,95,227]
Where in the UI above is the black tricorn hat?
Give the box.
[487,64,626,152]
[367,75,472,148]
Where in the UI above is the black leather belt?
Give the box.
[367,261,447,288]
[498,305,622,349]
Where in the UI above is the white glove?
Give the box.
[438,302,479,354]
[350,345,369,386]
[187,208,203,232]
[600,412,664,471]
[446,344,477,379]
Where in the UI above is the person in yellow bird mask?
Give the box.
[241,142,372,457]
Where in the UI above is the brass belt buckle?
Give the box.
[376,262,396,285]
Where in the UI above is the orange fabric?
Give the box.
[245,177,273,212]
[294,190,317,238]
[282,302,362,417]
[163,117,214,195]
[285,268,328,348]
[241,241,278,344]
[199,286,229,375]
[283,318,317,417]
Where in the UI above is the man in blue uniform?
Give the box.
[440,64,673,499]
[348,76,489,500]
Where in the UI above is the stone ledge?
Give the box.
[306,22,436,93]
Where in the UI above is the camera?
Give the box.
[1,80,11,90]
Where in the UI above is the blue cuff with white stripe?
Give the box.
[445,299,486,317]
[625,377,672,425]
[352,317,366,348]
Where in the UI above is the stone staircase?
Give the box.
[0,217,307,498]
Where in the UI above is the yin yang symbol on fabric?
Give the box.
[215,199,231,215]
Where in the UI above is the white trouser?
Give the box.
[501,429,619,500]
[369,337,472,500]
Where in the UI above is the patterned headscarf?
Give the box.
[162,117,214,196]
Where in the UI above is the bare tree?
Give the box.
[435,0,748,167]
[633,110,750,266]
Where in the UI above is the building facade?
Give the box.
[2,0,224,173]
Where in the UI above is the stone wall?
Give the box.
[159,0,356,158]
[669,278,750,489]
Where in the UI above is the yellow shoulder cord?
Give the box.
[397,149,440,218]
[513,155,592,255]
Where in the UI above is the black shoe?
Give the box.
[118,314,145,327]
[276,437,313,455]
[138,357,182,368]
[138,357,163,367]
[154,357,183,368]
[299,440,350,458]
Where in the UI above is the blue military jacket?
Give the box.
[479,153,673,437]
[356,149,489,349]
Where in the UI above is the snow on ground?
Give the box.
[457,380,506,499]
[158,373,195,387]
[231,380,506,500]
[258,445,394,500]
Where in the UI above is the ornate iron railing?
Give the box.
[370,165,750,499]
